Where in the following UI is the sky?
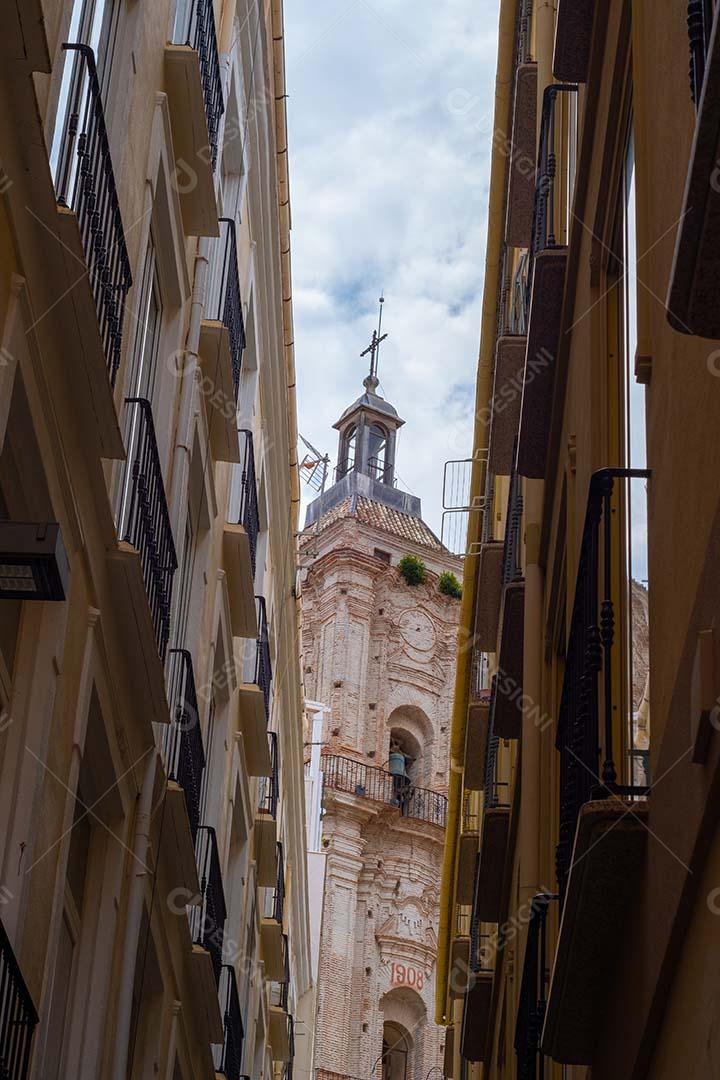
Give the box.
[284,0,501,540]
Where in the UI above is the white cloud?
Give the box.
[285,0,500,541]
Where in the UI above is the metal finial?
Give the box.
[360,294,388,388]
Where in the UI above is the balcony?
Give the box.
[108,398,178,725]
[238,596,273,776]
[487,336,527,477]
[224,431,260,639]
[460,917,493,1063]
[476,712,510,923]
[165,0,223,236]
[514,895,555,1078]
[52,42,132,460]
[553,0,595,81]
[322,754,448,828]
[254,733,279,886]
[517,85,578,480]
[268,946,294,1063]
[457,799,480,905]
[0,918,38,1080]
[449,932,471,1000]
[215,964,244,1080]
[156,649,205,896]
[200,219,245,462]
[443,1026,455,1079]
[494,469,524,738]
[506,62,537,248]
[188,825,227,1041]
[543,469,651,1065]
[667,2,720,337]
[261,845,286,981]
[465,687,490,792]
[473,541,503,651]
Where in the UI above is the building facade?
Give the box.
[300,370,463,1080]
[0,1,310,1078]
[437,1,720,1078]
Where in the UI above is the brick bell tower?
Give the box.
[300,308,462,1080]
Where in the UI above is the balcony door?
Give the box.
[49,0,122,189]
[116,236,163,537]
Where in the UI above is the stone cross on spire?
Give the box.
[360,294,388,391]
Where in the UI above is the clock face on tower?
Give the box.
[398,608,436,658]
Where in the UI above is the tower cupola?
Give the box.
[305,296,425,529]
[334,296,404,487]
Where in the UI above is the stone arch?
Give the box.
[379,987,427,1080]
[387,705,435,787]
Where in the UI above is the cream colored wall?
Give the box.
[0,0,310,1076]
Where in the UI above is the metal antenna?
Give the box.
[298,434,329,494]
[360,294,388,385]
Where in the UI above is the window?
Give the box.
[236,291,258,428]
[127,908,164,1079]
[373,548,392,564]
[49,0,122,186]
[0,371,53,686]
[129,236,163,403]
[199,693,216,823]
[41,794,91,1078]
[174,515,196,651]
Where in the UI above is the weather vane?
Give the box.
[360,294,388,385]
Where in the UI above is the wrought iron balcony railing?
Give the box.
[514,894,556,1080]
[258,732,279,820]
[208,218,246,400]
[501,467,524,586]
[238,430,260,576]
[470,648,490,701]
[54,43,132,385]
[469,921,493,977]
[555,469,651,898]
[367,456,396,485]
[119,398,178,662]
[524,84,579,314]
[456,906,471,937]
[0,919,38,1080]
[243,596,272,720]
[688,0,716,106]
[173,0,224,171]
[271,933,290,1009]
[485,685,510,810]
[216,964,244,1080]
[508,251,530,336]
[322,754,448,828]
[288,1014,296,1062]
[404,786,448,828]
[462,795,479,832]
[531,85,579,258]
[161,649,206,842]
[270,842,285,924]
[189,825,227,985]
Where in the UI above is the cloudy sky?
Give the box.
[284,0,500,541]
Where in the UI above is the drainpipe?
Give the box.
[112,750,158,1080]
[270,0,301,535]
[516,0,556,939]
[434,0,519,1026]
[535,0,556,102]
[168,237,211,531]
